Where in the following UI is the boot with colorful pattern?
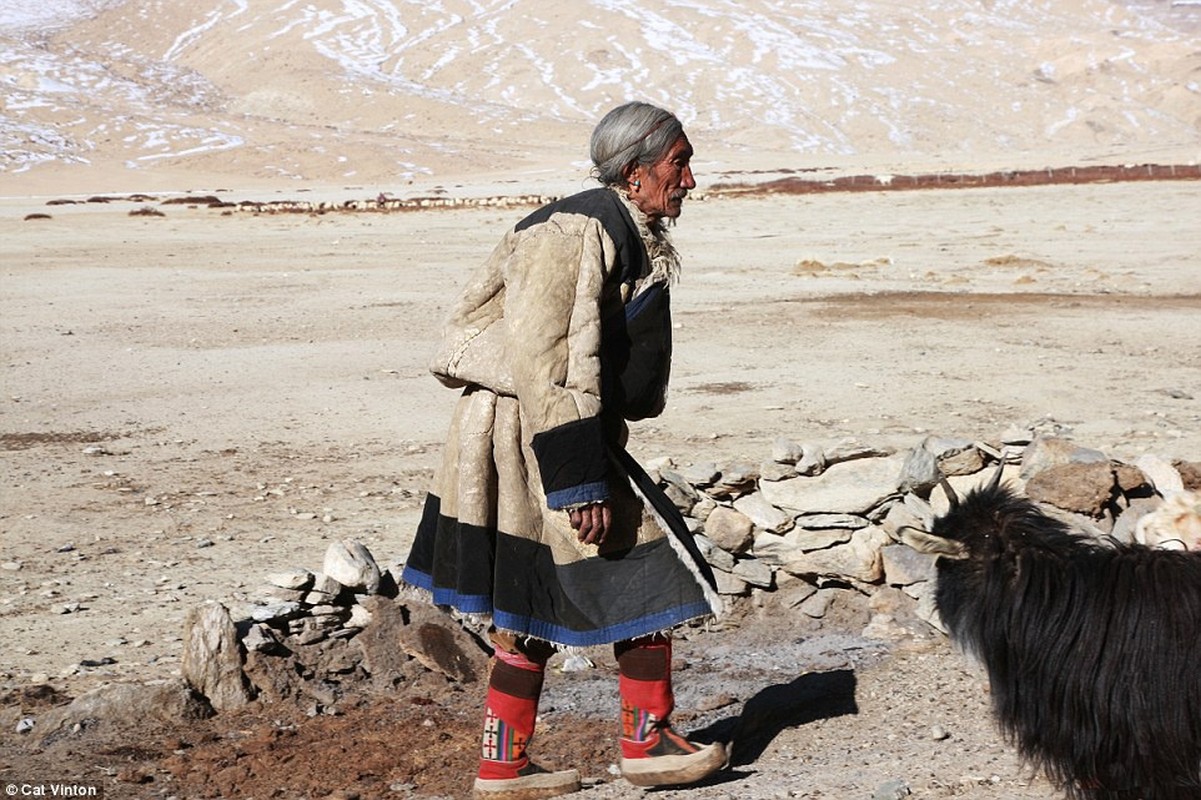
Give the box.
[615,635,726,787]
[472,644,579,800]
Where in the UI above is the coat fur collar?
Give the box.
[609,186,681,291]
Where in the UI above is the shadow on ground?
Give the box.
[696,668,859,766]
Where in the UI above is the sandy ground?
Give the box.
[1,177,1200,799]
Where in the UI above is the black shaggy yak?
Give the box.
[903,477,1201,800]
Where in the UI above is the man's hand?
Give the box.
[569,500,612,545]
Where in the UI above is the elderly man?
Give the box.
[402,101,725,799]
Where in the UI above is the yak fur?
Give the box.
[925,482,1201,800]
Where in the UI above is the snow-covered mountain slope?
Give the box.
[1,0,1197,190]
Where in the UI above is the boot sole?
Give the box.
[621,741,727,787]
[472,769,580,800]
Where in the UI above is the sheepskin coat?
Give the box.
[401,187,721,647]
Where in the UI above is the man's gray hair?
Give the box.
[590,101,684,187]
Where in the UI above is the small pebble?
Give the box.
[873,778,911,800]
[559,653,594,673]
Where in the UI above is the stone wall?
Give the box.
[181,428,1199,715]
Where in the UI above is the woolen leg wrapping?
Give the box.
[478,656,546,773]
[486,658,544,729]
[616,635,674,726]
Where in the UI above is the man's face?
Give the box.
[630,134,696,223]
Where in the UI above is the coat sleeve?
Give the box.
[503,215,618,510]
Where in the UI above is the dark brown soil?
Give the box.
[0,598,1063,800]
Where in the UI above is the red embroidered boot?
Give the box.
[472,645,579,800]
[615,635,726,787]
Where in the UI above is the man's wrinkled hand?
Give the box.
[569,501,612,545]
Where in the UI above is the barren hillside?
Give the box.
[1,0,1198,194]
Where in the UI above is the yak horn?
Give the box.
[985,464,1005,490]
[939,477,960,509]
[897,525,969,559]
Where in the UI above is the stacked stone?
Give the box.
[649,429,1198,636]
[183,540,488,716]
[182,425,1198,715]
[250,540,383,647]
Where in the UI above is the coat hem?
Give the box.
[399,568,714,649]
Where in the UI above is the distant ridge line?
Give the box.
[42,164,1198,216]
[709,163,1201,196]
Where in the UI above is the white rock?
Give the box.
[265,568,314,591]
[750,530,804,565]
[1020,436,1107,479]
[242,623,280,653]
[713,570,749,596]
[312,572,344,595]
[879,495,934,540]
[181,601,251,711]
[791,526,854,552]
[681,461,720,486]
[323,540,382,594]
[733,491,794,533]
[799,588,838,618]
[559,653,594,673]
[775,580,818,609]
[731,558,773,588]
[782,526,891,583]
[881,544,937,586]
[703,506,755,554]
[346,603,372,629]
[921,436,975,459]
[760,455,906,515]
[771,437,804,464]
[690,496,718,521]
[862,613,912,642]
[645,456,674,472]
[716,463,758,487]
[260,586,305,604]
[693,533,736,571]
[759,460,796,481]
[1133,454,1184,495]
[795,443,826,476]
[824,438,894,464]
[1000,424,1033,445]
[938,446,985,477]
[250,601,302,622]
[897,446,939,493]
[795,513,868,530]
